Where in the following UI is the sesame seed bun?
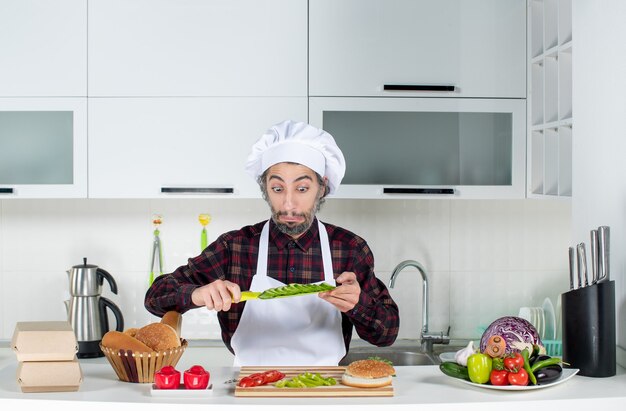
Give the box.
[134,323,180,351]
[341,359,396,388]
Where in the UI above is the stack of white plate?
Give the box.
[542,297,556,341]
[518,306,545,339]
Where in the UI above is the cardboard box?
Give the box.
[11,321,78,362]
[16,359,83,393]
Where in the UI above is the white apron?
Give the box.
[231,220,345,366]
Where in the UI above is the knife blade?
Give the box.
[597,226,610,282]
[568,246,575,290]
[590,230,599,284]
[576,243,588,288]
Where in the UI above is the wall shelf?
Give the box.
[527,0,573,198]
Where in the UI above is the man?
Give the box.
[144,120,399,366]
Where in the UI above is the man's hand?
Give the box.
[191,279,241,312]
[319,271,360,312]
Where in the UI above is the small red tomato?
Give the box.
[503,352,525,372]
[183,365,210,389]
[262,370,286,383]
[154,365,180,389]
[508,368,529,386]
[489,369,509,386]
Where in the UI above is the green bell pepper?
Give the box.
[467,353,493,384]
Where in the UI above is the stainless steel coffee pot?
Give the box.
[65,258,124,358]
[68,257,118,296]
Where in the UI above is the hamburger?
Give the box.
[341,359,396,388]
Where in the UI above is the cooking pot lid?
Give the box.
[73,257,97,269]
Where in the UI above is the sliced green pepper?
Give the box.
[274,372,337,388]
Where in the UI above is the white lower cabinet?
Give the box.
[88,97,308,198]
[0,98,87,198]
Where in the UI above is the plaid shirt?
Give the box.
[144,218,399,354]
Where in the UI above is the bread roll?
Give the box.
[101,331,154,353]
[135,323,180,351]
[123,328,139,338]
[160,311,182,338]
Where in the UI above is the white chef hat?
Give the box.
[245,120,346,194]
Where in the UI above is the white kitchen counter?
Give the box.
[1,346,625,411]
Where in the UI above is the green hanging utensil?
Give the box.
[149,214,164,286]
[198,213,211,251]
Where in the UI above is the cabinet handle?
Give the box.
[383,84,456,92]
[161,187,234,194]
[383,188,454,195]
[0,188,14,194]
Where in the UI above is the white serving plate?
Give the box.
[439,352,456,363]
[150,383,213,397]
[446,368,579,391]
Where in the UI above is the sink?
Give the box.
[339,347,439,366]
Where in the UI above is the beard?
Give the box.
[270,193,325,237]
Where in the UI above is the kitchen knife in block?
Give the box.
[235,282,336,302]
[576,243,588,288]
[590,230,599,284]
[568,246,575,290]
[597,226,610,283]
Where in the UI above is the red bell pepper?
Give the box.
[238,370,286,387]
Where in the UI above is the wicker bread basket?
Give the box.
[100,339,187,383]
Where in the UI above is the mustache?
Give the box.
[275,211,306,218]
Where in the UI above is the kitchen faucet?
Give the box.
[389,260,450,353]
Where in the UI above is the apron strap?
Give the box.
[317,220,335,284]
[255,221,270,279]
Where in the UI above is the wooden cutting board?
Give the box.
[234,366,394,397]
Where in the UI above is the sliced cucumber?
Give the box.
[258,282,335,299]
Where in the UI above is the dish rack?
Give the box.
[543,340,562,357]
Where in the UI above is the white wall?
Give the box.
[0,198,570,344]
[572,0,626,366]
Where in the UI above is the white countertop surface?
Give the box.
[1,345,625,411]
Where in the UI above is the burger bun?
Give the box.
[341,359,395,388]
[134,322,181,351]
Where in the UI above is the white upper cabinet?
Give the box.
[88,97,307,198]
[309,0,527,98]
[310,97,527,199]
[0,0,87,97]
[527,0,572,198]
[88,0,307,97]
[0,98,88,198]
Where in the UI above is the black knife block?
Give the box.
[561,280,616,377]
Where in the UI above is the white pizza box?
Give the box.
[16,358,83,393]
[11,321,78,362]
